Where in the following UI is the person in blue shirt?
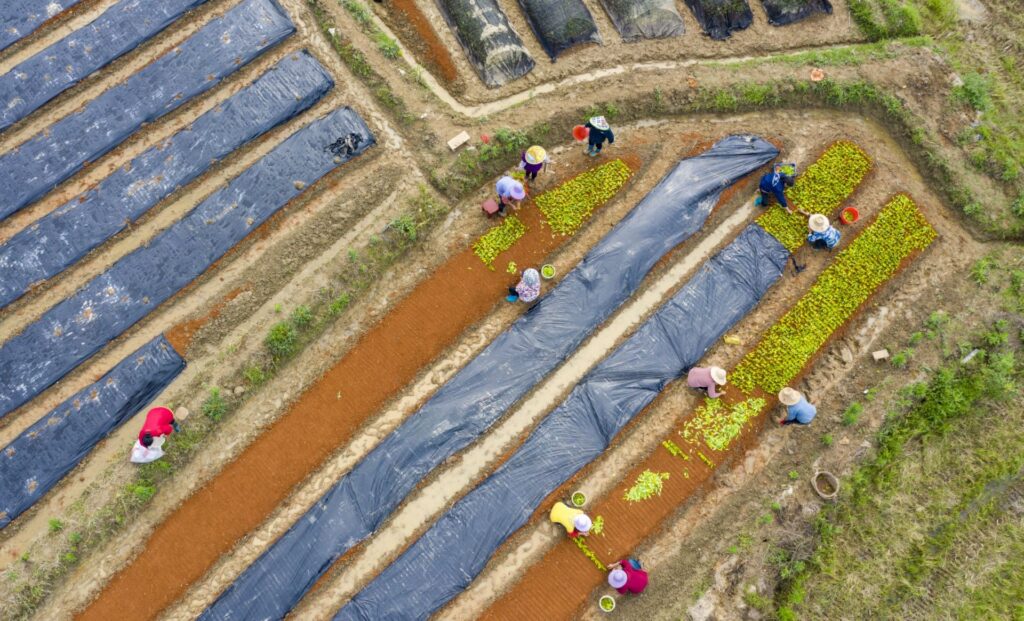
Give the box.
[778,387,816,425]
[495,175,525,216]
[807,214,841,250]
[755,163,796,211]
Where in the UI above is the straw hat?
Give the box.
[574,514,592,534]
[510,182,525,201]
[608,569,628,589]
[710,366,727,386]
[525,145,547,165]
[589,115,610,131]
[778,387,802,406]
[808,214,830,233]
[175,407,190,422]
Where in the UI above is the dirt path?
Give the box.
[73,153,643,621]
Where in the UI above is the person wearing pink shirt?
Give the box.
[686,366,727,398]
[608,558,648,595]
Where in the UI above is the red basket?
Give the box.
[840,206,859,224]
[572,125,589,141]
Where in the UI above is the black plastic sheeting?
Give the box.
[0,107,374,420]
[761,0,832,25]
[435,0,535,87]
[0,336,183,529]
[684,0,753,40]
[0,0,211,133]
[598,0,685,41]
[0,51,334,310]
[0,0,295,221]
[517,0,602,60]
[0,0,84,53]
[337,224,789,620]
[198,135,778,621]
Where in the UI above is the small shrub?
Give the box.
[329,293,351,316]
[842,402,863,426]
[971,257,994,284]
[822,433,834,447]
[770,501,782,512]
[788,470,800,480]
[202,387,227,422]
[290,305,313,329]
[908,331,924,345]
[129,484,156,504]
[388,215,417,241]
[62,552,77,565]
[68,532,83,546]
[20,552,30,562]
[891,349,912,368]
[243,364,267,386]
[265,321,298,360]
[48,519,64,533]
[372,32,401,59]
[951,72,993,112]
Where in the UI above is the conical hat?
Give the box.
[808,214,830,233]
[710,366,727,386]
[589,116,610,131]
[779,387,802,406]
[525,145,546,165]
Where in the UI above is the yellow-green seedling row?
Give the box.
[734,195,936,394]
[536,159,632,236]
[472,215,526,267]
[680,397,767,452]
[756,141,872,251]
[623,469,670,503]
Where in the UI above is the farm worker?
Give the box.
[584,116,614,157]
[807,214,841,250]
[778,387,817,425]
[495,175,525,216]
[687,366,727,398]
[549,501,593,538]
[130,406,180,464]
[520,145,549,183]
[608,558,648,595]
[755,163,796,211]
[507,268,541,303]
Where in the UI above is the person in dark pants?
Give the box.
[755,163,796,212]
[584,116,614,156]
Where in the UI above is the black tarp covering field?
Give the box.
[684,0,753,40]
[516,0,602,60]
[761,0,832,25]
[0,107,374,420]
[0,0,210,132]
[336,224,789,620]
[0,336,183,529]
[435,0,535,87]
[0,52,334,310]
[0,0,295,221]
[599,0,685,41]
[197,135,778,621]
[0,0,84,52]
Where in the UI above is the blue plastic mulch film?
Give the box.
[435,0,535,88]
[0,0,296,221]
[0,0,212,133]
[198,135,778,621]
[0,335,184,530]
[336,224,789,620]
[597,0,685,41]
[0,51,334,310]
[0,0,85,53]
[516,0,602,60]
[0,106,375,420]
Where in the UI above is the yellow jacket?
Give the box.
[549,501,582,534]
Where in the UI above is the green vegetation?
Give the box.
[201,387,227,422]
[47,519,63,534]
[472,215,526,268]
[264,322,298,361]
[535,159,633,236]
[624,470,671,502]
[735,195,937,394]
[680,397,767,452]
[841,402,863,426]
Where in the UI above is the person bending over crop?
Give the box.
[131,406,182,464]
[608,558,648,595]
[755,163,796,212]
[549,501,592,538]
[778,387,817,425]
[495,175,525,216]
[807,214,841,250]
[584,116,614,157]
[687,366,727,398]
[507,268,541,303]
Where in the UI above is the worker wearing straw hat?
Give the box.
[520,145,549,183]
[687,366,727,398]
[807,214,841,250]
[778,387,817,425]
[495,174,526,217]
[584,116,614,157]
[549,501,593,538]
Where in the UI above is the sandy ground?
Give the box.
[0,0,998,618]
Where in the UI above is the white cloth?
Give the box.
[130,435,165,464]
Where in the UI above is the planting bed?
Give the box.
[0,0,85,52]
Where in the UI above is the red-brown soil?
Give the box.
[165,286,247,354]
[75,154,642,621]
[381,0,460,88]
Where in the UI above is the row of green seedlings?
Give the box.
[3,189,448,619]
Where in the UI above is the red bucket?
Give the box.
[840,206,859,225]
[572,125,589,141]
